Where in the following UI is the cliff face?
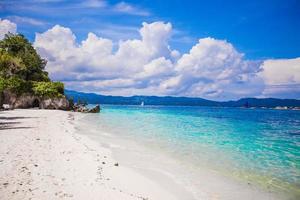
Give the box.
[39,97,70,110]
[1,90,70,110]
[1,34,71,111]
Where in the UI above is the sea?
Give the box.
[76,105,300,199]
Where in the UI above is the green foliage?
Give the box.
[0,77,32,94]
[0,49,25,78]
[32,82,64,98]
[0,33,49,81]
[0,77,5,93]
[0,33,65,99]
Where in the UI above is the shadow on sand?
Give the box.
[0,116,37,120]
[0,116,35,130]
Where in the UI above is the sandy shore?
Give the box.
[0,109,286,200]
[0,109,182,200]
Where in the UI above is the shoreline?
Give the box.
[0,109,181,200]
[0,109,290,199]
[76,113,289,200]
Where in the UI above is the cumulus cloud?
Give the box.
[0,19,17,39]
[8,20,292,100]
[259,58,300,99]
[34,22,174,83]
[0,18,297,100]
[160,38,264,99]
[33,21,267,99]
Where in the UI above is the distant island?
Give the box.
[65,90,300,110]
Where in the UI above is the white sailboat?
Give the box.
[141,101,144,106]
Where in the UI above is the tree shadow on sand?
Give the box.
[0,116,37,120]
[0,116,35,130]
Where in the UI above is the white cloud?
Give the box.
[32,21,299,100]
[81,0,107,8]
[7,16,46,26]
[260,58,300,85]
[0,19,17,39]
[0,18,297,100]
[113,2,150,16]
[2,0,150,18]
[259,58,300,98]
[34,22,173,82]
[94,24,139,41]
[162,37,264,99]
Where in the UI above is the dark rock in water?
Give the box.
[72,104,100,113]
[88,104,100,113]
[72,104,88,112]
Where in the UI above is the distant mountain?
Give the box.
[65,90,300,108]
[222,98,300,108]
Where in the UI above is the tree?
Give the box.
[0,49,25,78]
[0,33,64,98]
[0,33,49,81]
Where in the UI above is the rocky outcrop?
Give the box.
[0,90,100,113]
[72,104,100,113]
[2,90,37,109]
[39,97,70,110]
[88,104,100,113]
[0,90,70,110]
[72,104,89,112]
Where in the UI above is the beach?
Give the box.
[0,109,294,200]
[0,109,185,200]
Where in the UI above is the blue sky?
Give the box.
[1,0,299,59]
[0,0,299,99]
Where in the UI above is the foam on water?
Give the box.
[77,105,300,199]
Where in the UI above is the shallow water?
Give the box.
[78,105,300,199]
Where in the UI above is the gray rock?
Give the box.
[87,104,100,113]
[2,90,37,109]
[40,97,70,110]
[72,104,100,113]
[72,104,88,112]
[2,104,13,110]
[1,90,70,110]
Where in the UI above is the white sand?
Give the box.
[0,109,181,200]
[0,109,284,200]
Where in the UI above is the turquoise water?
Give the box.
[82,105,300,197]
